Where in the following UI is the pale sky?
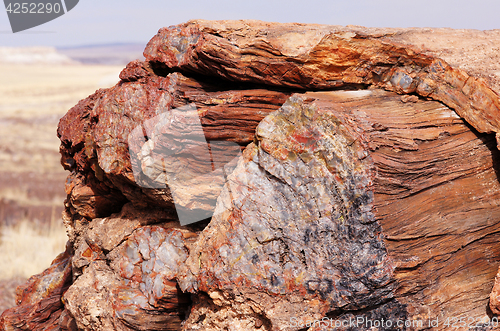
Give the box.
[1,0,499,47]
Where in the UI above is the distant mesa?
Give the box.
[0,47,76,65]
[0,43,146,66]
[57,43,146,65]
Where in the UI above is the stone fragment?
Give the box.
[179,95,395,329]
[145,20,500,143]
[65,172,127,219]
[0,246,72,330]
[490,267,500,315]
[65,224,193,331]
[58,67,288,220]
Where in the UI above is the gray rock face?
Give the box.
[179,95,394,329]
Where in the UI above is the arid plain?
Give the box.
[0,60,125,312]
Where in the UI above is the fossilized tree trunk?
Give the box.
[2,20,500,331]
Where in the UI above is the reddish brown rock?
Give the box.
[62,211,196,330]
[297,90,500,329]
[0,246,73,330]
[491,267,500,315]
[145,20,500,144]
[176,89,500,330]
[58,62,289,223]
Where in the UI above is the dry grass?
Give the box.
[0,63,122,279]
[0,63,123,116]
[0,63,123,174]
[0,219,67,280]
[0,219,67,314]
[0,62,125,313]
[0,277,26,313]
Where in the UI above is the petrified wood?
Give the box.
[3,20,500,331]
[144,21,500,144]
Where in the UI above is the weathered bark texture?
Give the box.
[144,21,500,144]
[2,20,500,331]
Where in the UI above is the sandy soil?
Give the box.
[0,62,124,312]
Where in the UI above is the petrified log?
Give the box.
[3,20,500,331]
[144,21,500,143]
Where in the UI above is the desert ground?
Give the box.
[0,61,125,312]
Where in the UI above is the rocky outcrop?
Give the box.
[144,21,500,144]
[3,20,500,331]
[0,246,72,330]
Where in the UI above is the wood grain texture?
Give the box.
[145,20,500,145]
[300,90,500,329]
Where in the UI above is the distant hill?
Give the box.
[0,47,76,65]
[57,43,146,65]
